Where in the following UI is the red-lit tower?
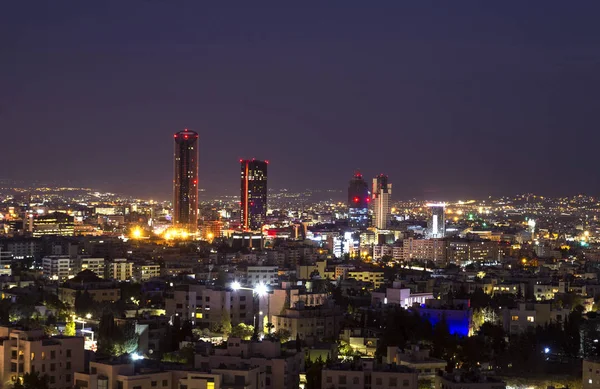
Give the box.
[173,129,199,231]
[240,159,268,231]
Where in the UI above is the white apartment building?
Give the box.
[42,256,72,281]
[165,284,255,328]
[244,266,278,286]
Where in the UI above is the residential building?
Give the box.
[322,361,418,389]
[272,302,342,342]
[583,359,600,389]
[79,257,105,278]
[0,326,84,389]
[243,266,278,286]
[108,258,134,281]
[58,270,121,306]
[502,302,570,334]
[0,250,11,277]
[371,281,433,308]
[195,337,303,389]
[435,372,505,389]
[42,256,72,281]
[134,262,161,281]
[403,238,447,264]
[386,345,446,378]
[165,284,255,328]
[75,360,264,389]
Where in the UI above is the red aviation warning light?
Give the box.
[353,197,359,203]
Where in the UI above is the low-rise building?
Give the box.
[58,270,121,306]
[79,257,105,278]
[272,302,342,343]
[195,337,303,389]
[0,326,84,389]
[108,258,134,281]
[502,302,570,334]
[165,284,255,328]
[322,361,418,389]
[134,262,161,281]
[42,255,72,281]
[583,359,600,389]
[371,281,433,308]
[435,371,505,389]
[74,360,264,389]
[386,345,446,378]
[414,299,473,337]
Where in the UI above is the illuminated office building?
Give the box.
[240,159,268,231]
[372,174,392,230]
[348,172,370,229]
[173,129,199,231]
[427,203,446,239]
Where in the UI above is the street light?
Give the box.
[254,283,268,297]
[231,281,241,291]
[85,313,92,320]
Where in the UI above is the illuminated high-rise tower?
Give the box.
[241,159,268,231]
[173,129,199,231]
[427,203,446,238]
[348,171,370,229]
[372,174,392,230]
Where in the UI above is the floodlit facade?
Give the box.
[427,203,446,239]
[372,174,392,230]
[0,326,84,389]
[108,258,134,281]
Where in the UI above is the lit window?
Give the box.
[527,316,535,323]
[511,315,519,321]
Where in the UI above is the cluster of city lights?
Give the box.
[230,281,269,296]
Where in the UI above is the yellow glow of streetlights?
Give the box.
[131,227,142,239]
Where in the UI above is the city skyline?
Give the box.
[3,2,600,199]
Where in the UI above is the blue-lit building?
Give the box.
[414,298,473,337]
[348,172,370,229]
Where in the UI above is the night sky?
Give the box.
[2,2,600,200]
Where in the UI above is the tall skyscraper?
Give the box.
[427,203,446,238]
[348,172,370,229]
[240,159,268,231]
[173,129,199,231]
[372,174,392,230]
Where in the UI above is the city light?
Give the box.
[254,283,268,296]
[231,281,241,291]
[131,226,142,239]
